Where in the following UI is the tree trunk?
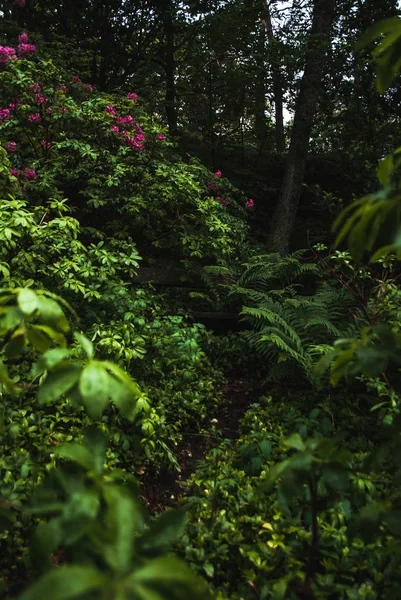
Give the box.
[263,3,285,154]
[164,2,178,136]
[267,0,336,254]
[255,26,268,147]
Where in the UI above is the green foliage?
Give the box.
[227,251,357,383]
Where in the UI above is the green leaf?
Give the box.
[74,332,94,359]
[17,288,38,316]
[139,509,187,556]
[129,556,211,600]
[54,442,96,472]
[38,365,81,404]
[79,362,110,419]
[283,433,305,451]
[18,565,108,600]
[102,486,142,575]
[377,154,393,187]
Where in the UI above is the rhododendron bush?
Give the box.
[0,34,250,275]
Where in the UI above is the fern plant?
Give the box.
[228,252,361,384]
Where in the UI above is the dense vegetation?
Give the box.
[2,1,401,599]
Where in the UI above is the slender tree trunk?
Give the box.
[255,26,268,147]
[263,3,285,154]
[267,0,336,254]
[164,1,178,135]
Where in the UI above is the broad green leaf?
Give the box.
[37,295,69,332]
[18,565,108,600]
[129,556,211,599]
[17,288,38,316]
[356,18,401,51]
[377,154,393,187]
[139,509,187,556]
[54,442,96,472]
[38,365,81,404]
[102,486,141,574]
[79,362,110,419]
[5,329,25,358]
[74,332,94,359]
[283,433,305,451]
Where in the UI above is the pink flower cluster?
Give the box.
[28,113,40,122]
[246,199,255,208]
[35,93,47,104]
[41,140,51,150]
[0,46,16,64]
[217,197,229,205]
[30,83,41,92]
[5,142,17,153]
[18,33,29,44]
[127,93,138,101]
[71,76,82,84]
[116,115,134,125]
[18,43,37,57]
[215,170,222,177]
[24,168,36,181]
[106,104,145,149]
[56,85,68,93]
[158,133,166,140]
[0,108,10,121]
[10,169,20,177]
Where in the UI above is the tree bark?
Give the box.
[164,1,178,135]
[267,0,336,254]
[263,2,285,154]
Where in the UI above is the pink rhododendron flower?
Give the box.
[35,93,47,104]
[0,108,10,121]
[62,108,68,113]
[126,138,143,149]
[120,130,127,137]
[127,93,138,101]
[46,107,52,115]
[28,113,40,122]
[8,103,16,111]
[110,125,119,133]
[56,85,68,93]
[136,134,145,142]
[217,197,229,205]
[18,43,36,57]
[0,46,16,64]
[157,133,166,140]
[5,142,17,153]
[24,168,36,180]
[246,199,255,208]
[30,83,41,92]
[215,170,222,177]
[14,0,26,7]
[10,169,20,177]
[41,140,51,149]
[71,76,81,84]
[85,84,93,92]
[135,125,143,134]
[18,33,29,44]
[116,115,134,125]
[105,105,116,114]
